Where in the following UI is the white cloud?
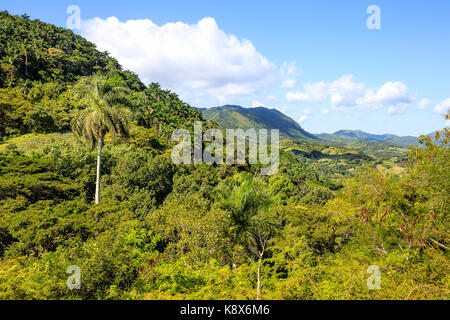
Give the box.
[298,115,309,123]
[281,78,296,88]
[297,107,312,124]
[418,98,432,109]
[81,16,278,104]
[281,62,301,77]
[386,103,409,115]
[251,100,266,108]
[280,62,300,89]
[285,75,413,114]
[386,105,397,115]
[320,108,329,115]
[250,100,283,111]
[363,81,411,108]
[434,98,450,114]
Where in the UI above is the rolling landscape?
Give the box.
[0,7,448,302]
[316,129,420,146]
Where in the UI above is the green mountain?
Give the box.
[316,129,419,146]
[201,105,317,140]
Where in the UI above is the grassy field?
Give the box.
[0,132,76,154]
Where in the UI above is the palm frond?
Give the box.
[71,74,134,146]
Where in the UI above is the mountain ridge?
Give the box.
[201,105,318,140]
[201,105,422,146]
[316,129,419,146]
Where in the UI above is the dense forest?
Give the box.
[0,11,448,300]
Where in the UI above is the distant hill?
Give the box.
[316,129,419,146]
[201,105,317,140]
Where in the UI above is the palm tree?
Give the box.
[215,177,279,299]
[19,39,30,75]
[72,74,134,204]
[247,214,277,300]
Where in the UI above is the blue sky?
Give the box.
[3,0,450,135]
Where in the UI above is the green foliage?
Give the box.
[101,149,176,206]
[146,194,229,265]
[26,81,82,131]
[71,74,134,146]
[135,82,203,138]
[23,105,57,133]
[0,11,447,301]
[0,88,32,137]
[202,105,317,140]
[0,11,119,86]
[0,121,447,300]
[0,152,81,204]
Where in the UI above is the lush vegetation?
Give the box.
[317,129,419,146]
[0,11,448,300]
[202,105,317,140]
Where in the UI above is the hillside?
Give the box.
[202,105,317,140]
[0,10,141,88]
[0,11,202,139]
[0,11,448,301]
[317,129,419,146]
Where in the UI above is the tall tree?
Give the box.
[215,176,279,299]
[71,74,133,204]
[19,39,30,75]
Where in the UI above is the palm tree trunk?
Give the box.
[256,253,262,300]
[95,137,103,204]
